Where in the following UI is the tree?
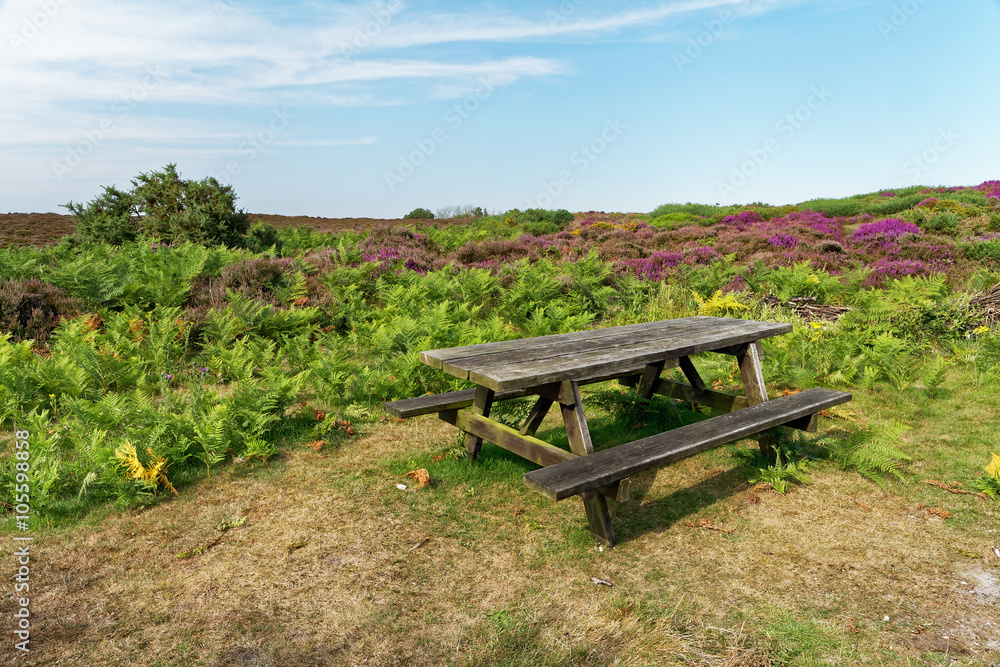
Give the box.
[65,164,250,246]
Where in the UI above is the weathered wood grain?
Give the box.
[519,396,553,436]
[419,318,719,369]
[736,342,774,460]
[464,385,495,460]
[383,387,527,418]
[438,317,713,378]
[678,356,706,396]
[466,320,792,392]
[523,388,852,501]
[442,410,576,468]
[636,361,665,399]
[559,380,616,545]
[440,410,628,502]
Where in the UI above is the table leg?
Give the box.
[636,360,666,399]
[678,356,707,396]
[520,396,553,437]
[559,380,615,547]
[736,342,776,462]
[464,385,495,460]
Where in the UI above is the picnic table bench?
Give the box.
[384,316,851,546]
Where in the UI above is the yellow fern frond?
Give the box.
[693,290,749,317]
[114,442,144,480]
[986,453,1000,480]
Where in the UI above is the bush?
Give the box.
[244,222,284,255]
[650,202,725,219]
[798,197,864,218]
[65,164,249,247]
[403,208,435,220]
[649,212,706,229]
[963,240,1000,266]
[0,279,82,344]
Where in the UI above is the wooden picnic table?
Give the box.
[385,316,851,546]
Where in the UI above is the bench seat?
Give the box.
[384,388,527,418]
[523,387,852,501]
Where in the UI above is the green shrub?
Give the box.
[797,197,863,218]
[65,164,249,247]
[403,208,435,220]
[650,202,725,219]
[863,193,924,216]
[649,212,706,229]
[63,185,137,245]
[922,212,960,235]
[244,222,284,255]
[989,213,1000,232]
[0,279,82,344]
[963,240,1000,265]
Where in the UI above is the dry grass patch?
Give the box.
[2,411,999,665]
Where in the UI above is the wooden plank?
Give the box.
[619,376,751,413]
[559,380,616,546]
[439,317,715,379]
[419,317,720,369]
[383,387,528,418]
[737,343,768,406]
[678,356,706,395]
[519,396,553,436]
[736,342,774,460]
[442,410,576,468]
[636,361,665,399]
[523,388,852,501]
[440,410,628,502]
[560,381,594,455]
[464,385,494,460]
[468,321,792,392]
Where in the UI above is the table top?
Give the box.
[420,316,792,392]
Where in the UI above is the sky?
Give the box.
[0,0,997,218]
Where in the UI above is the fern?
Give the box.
[692,290,749,317]
[749,449,812,494]
[920,354,950,399]
[823,420,911,489]
[973,453,1000,500]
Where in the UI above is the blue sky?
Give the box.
[1,0,997,217]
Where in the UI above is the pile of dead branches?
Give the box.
[971,281,1000,325]
[760,295,851,323]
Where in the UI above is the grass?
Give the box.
[3,365,999,666]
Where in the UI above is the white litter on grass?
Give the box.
[396,483,407,491]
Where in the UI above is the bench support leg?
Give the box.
[520,396,553,437]
[464,385,495,460]
[678,356,707,396]
[560,381,616,547]
[636,361,665,399]
[736,342,776,462]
